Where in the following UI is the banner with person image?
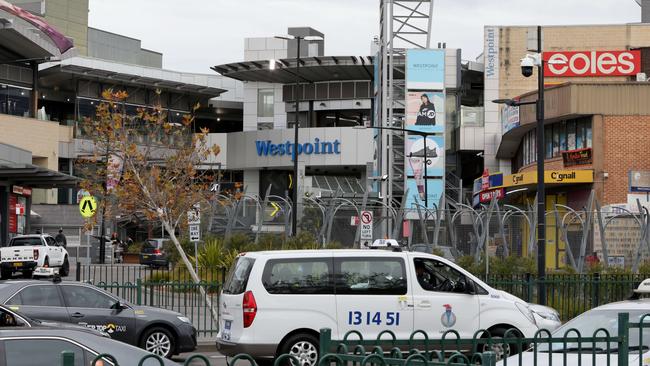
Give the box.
[405,91,445,134]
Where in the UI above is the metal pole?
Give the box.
[291,37,301,237]
[536,25,547,305]
[423,134,428,208]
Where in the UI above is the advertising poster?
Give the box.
[405,179,444,210]
[405,135,444,177]
[501,105,520,133]
[405,91,445,133]
[406,49,445,90]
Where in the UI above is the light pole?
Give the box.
[492,26,566,305]
[272,34,323,236]
[354,125,437,208]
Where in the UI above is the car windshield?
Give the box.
[537,309,650,353]
[10,237,42,246]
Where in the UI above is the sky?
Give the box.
[88,0,642,74]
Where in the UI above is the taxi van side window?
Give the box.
[335,258,407,295]
[262,258,334,294]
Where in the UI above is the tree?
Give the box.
[79,89,220,320]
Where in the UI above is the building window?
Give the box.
[0,85,30,117]
[518,118,591,167]
[257,89,274,117]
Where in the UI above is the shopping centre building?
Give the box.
[475,15,650,267]
[0,0,242,246]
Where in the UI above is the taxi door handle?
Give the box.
[418,301,432,309]
[71,312,84,318]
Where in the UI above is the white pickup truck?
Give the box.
[0,234,69,279]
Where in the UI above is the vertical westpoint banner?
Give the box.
[405,49,445,211]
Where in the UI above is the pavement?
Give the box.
[174,350,228,366]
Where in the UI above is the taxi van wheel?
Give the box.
[140,327,175,359]
[59,257,70,277]
[482,327,521,361]
[279,333,319,366]
[1,269,12,279]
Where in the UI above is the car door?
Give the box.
[333,253,414,341]
[1,338,87,366]
[59,284,137,344]
[44,237,63,265]
[3,284,70,322]
[411,256,480,338]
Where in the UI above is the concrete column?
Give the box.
[643,0,650,23]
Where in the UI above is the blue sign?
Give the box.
[255,139,341,161]
[406,49,445,90]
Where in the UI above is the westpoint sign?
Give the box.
[256,138,341,161]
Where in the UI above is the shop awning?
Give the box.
[0,163,78,188]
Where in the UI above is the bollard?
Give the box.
[61,351,75,366]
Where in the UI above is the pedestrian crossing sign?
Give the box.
[79,196,98,218]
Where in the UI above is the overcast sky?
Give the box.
[88,0,642,74]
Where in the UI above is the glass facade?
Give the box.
[0,85,30,117]
[518,117,592,168]
[257,89,274,117]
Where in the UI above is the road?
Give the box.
[174,351,228,366]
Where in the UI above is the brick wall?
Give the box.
[602,115,650,204]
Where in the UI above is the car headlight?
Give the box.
[515,302,537,326]
[177,316,191,324]
[533,310,560,323]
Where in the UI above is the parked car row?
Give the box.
[0,277,197,360]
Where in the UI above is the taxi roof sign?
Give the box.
[366,239,400,248]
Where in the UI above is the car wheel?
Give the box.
[1,269,12,279]
[59,256,70,277]
[140,327,175,358]
[481,327,521,361]
[279,333,319,366]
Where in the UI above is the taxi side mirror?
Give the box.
[111,301,128,311]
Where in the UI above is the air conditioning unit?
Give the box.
[636,72,647,82]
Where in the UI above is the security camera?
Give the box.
[520,56,535,78]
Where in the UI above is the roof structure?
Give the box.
[212,56,383,83]
[0,163,78,188]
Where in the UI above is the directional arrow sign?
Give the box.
[270,202,281,217]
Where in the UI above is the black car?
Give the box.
[0,328,177,365]
[139,238,170,268]
[0,280,196,358]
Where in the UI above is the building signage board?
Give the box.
[8,194,16,233]
[360,211,373,240]
[479,188,504,204]
[405,49,445,211]
[255,139,341,160]
[405,49,445,90]
[504,170,594,187]
[12,185,31,196]
[543,50,641,77]
[630,171,650,192]
[562,148,593,167]
[501,105,520,133]
[473,171,504,195]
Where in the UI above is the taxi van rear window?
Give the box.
[262,258,334,294]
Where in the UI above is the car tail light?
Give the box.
[153,249,162,255]
[242,290,257,328]
[33,249,39,261]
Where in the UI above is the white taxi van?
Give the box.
[216,249,560,364]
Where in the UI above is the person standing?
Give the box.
[55,229,67,248]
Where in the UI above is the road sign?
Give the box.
[270,202,281,217]
[187,203,201,225]
[189,224,201,242]
[360,210,373,240]
[79,196,98,218]
[350,216,359,226]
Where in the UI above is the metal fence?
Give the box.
[77,264,224,338]
[59,312,648,366]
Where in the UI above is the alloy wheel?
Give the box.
[289,340,318,366]
[145,331,171,357]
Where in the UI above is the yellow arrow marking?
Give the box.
[288,174,293,189]
[270,202,280,217]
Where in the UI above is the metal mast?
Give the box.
[378,0,434,233]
